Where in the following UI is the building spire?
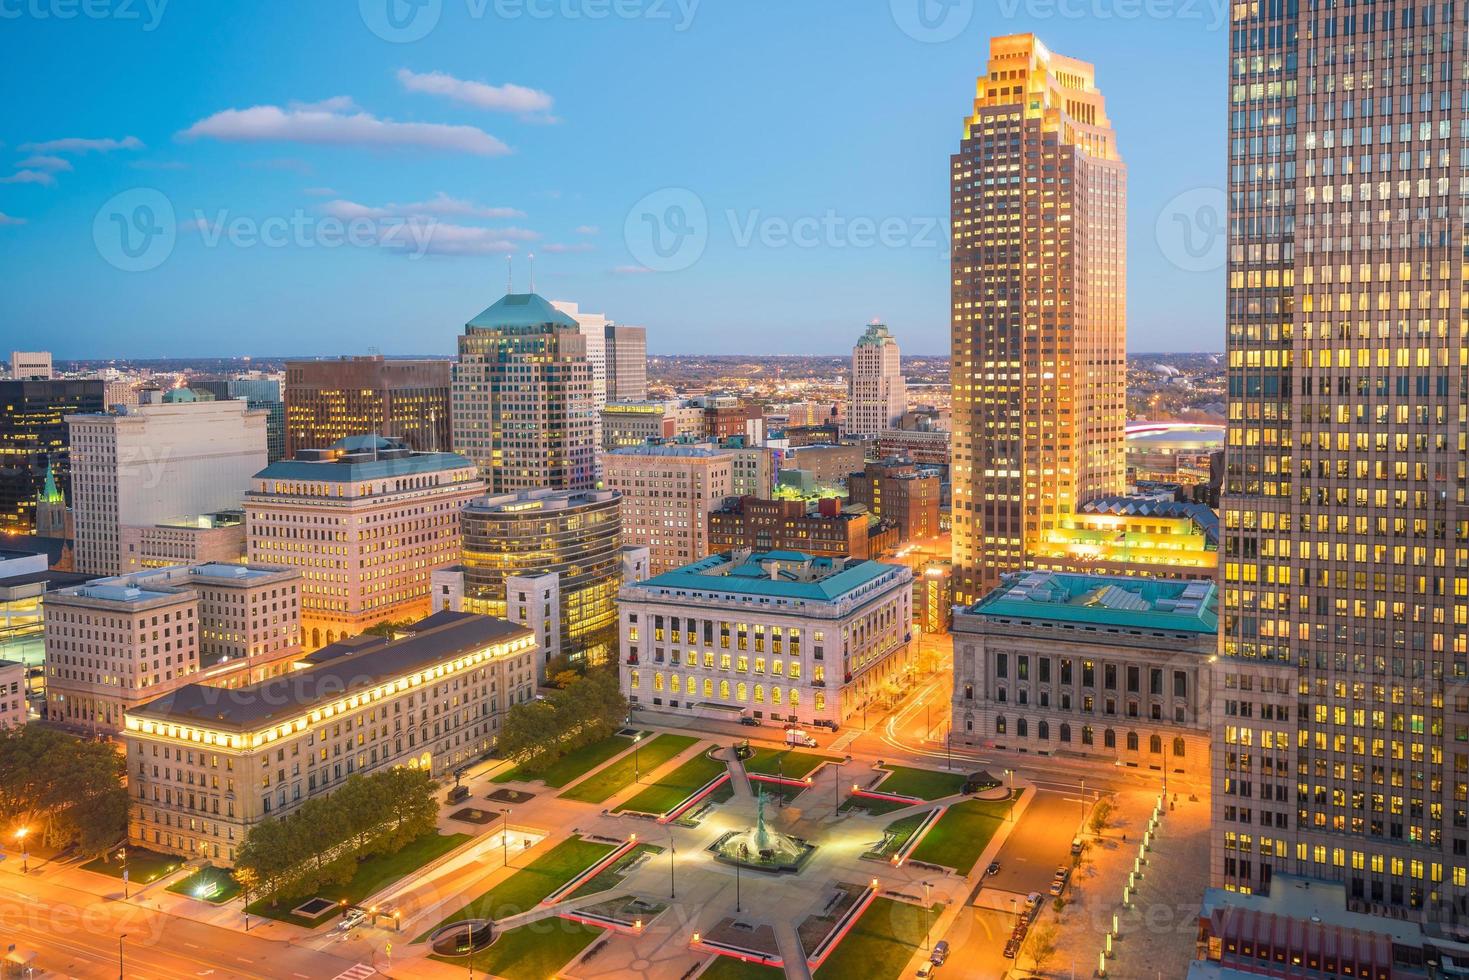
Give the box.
[506,254,513,294]
[528,253,536,293]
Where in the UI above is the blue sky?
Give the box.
[0,0,1227,358]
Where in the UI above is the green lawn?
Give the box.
[167,865,240,904]
[249,831,471,927]
[419,836,615,937]
[813,898,942,980]
[865,811,935,860]
[743,747,838,780]
[874,765,966,800]
[433,918,604,980]
[569,842,664,899]
[700,955,787,979]
[908,796,1012,874]
[492,733,635,788]
[560,733,699,803]
[81,847,181,884]
[616,751,728,815]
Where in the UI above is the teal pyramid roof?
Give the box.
[466,293,578,332]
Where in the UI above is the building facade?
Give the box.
[284,356,450,457]
[244,436,483,649]
[0,379,106,533]
[848,320,907,437]
[68,397,268,576]
[9,352,52,381]
[452,292,597,493]
[952,571,1216,781]
[1031,493,1219,580]
[0,660,24,728]
[605,324,648,401]
[1213,0,1469,921]
[194,378,287,463]
[119,511,247,570]
[605,443,733,574]
[601,401,677,450]
[122,611,536,862]
[847,458,942,543]
[458,488,625,670]
[950,33,1127,605]
[782,443,866,490]
[44,562,302,733]
[707,496,877,560]
[618,550,915,727]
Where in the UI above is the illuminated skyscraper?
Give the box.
[949,34,1127,606]
[1212,0,1469,921]
[283,356,450,457]
[848,320,906,438]
[452,292,597,493]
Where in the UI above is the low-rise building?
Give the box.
[123,610,537,862]
[876,428,949,469]
[244,435,484,649]
[952,571,1215,781]
[120,511,246,570]
[604,443,733,574]
[601,400,678,450]
[1031,493,1218,580]
[618,550,914,727]
[783,443,865,490]
[44,563,303,733]
[0,548,92,704]
[0,660,25,728]
[707,496,888,560]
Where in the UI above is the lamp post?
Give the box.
[777,758,785,810]
[120,847,128,899]
[1005,768,1014,821]
[1080,777,1087,834]
[118,934,126,980]
[633,732,643,784]
[15,827,29,874]
[499,809,512,868]
[833,759,842,813]
[735,850,742,914]
[467,919,475,980]
[667,829,677,900]
[922,881,932,950]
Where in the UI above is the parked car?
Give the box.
[986,860,1001,876]
[1048,878,1065,897]
[785,728,818,747]
[930,940,950,965]
[915,961,937,978]
[1025,892,1042,910]
[739,716,760,727]
[1003,939,1020,959]
[1070,837,1084,855]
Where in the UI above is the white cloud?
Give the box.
[0,212,25,226]
[612,264,655,275]
[408,221,528,256]
[396,68,555,120]
[20,136,144,154]
[180,101,510,156]
[319,193,525,221]
[0,170,56,187]
[574,225,599,236]
[543,242,595,253]
[16,155,72,172]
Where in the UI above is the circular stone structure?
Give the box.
[429,919,495,957]
[709,789,817,874]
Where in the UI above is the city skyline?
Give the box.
[0,2,1226,358]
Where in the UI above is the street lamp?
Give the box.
[633,732,643,784]
[667,829,676,900]
[922,881,933,950]
[777,758,785,809]
[15,827,28,874]
[1005,768,1014,821]
[498,809,513,868]
[119,847,128,899]
[118,934,126,980]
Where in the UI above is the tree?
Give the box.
[360,619,416,639]
[1088,795,1115,835]
[0,726,128,857]
[1024,922,1058,974]
[494,670,628,774]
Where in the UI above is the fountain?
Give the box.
[709,789,817,874]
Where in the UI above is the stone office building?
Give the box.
[952,570,1216,781]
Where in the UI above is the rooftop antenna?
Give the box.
[528,253,536,293]
[506,254,513,294]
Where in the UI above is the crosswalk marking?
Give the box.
[332,965,376,980]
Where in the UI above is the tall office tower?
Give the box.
[0,379,105,532]
[453,292,597,493]
[949,34,1127,607]
[68,393,267,576]
[283,356,450,457]
[604,443,732,574]
[9,351,53,380]
[245,435,483,649]
[848,320,906,437]
[195,377,287,462]
[1211,4,1469,921]
[605,324,649,401]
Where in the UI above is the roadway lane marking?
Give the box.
[184,943,200,949]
